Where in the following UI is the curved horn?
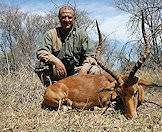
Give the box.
[95,20,103,57]
[95,20,121,85]
[126,10,151,84]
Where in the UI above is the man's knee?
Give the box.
[78,63,102,75]
[89,65,102,74]
[78,63,92,75]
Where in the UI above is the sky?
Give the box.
[1,0,132,42]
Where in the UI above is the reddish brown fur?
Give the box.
[42,73,152,118]
[42,73,151,119]
[42,74,117,110]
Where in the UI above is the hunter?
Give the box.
[35,5,99,86]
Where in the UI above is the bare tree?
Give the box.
[0,4,26,72]
[0,3,94,74]
[114,0,162,69]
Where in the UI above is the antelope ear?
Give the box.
[132,76,139,84]
[126,76,139,86]
[138,85,145,104]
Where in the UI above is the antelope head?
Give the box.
[95,11,151,118]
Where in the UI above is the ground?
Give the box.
[0,70,161,132]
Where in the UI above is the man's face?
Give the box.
[59,9,75,30]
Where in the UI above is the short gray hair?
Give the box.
[58,5,75,16]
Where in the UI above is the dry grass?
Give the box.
[0,68,162,132]
[138,69,162,83]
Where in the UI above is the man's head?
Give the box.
[58,5,75,30]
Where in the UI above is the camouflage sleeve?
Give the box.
[80,30,94,57]
[36,31,55,62]
[79,30,98,66]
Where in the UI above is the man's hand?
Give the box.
[53,57,67,78]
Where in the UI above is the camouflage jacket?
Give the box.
[37,27,93,69]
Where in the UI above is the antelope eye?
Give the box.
[106,88,113,91]
[116,87,122,94]
[133,91,138,97]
